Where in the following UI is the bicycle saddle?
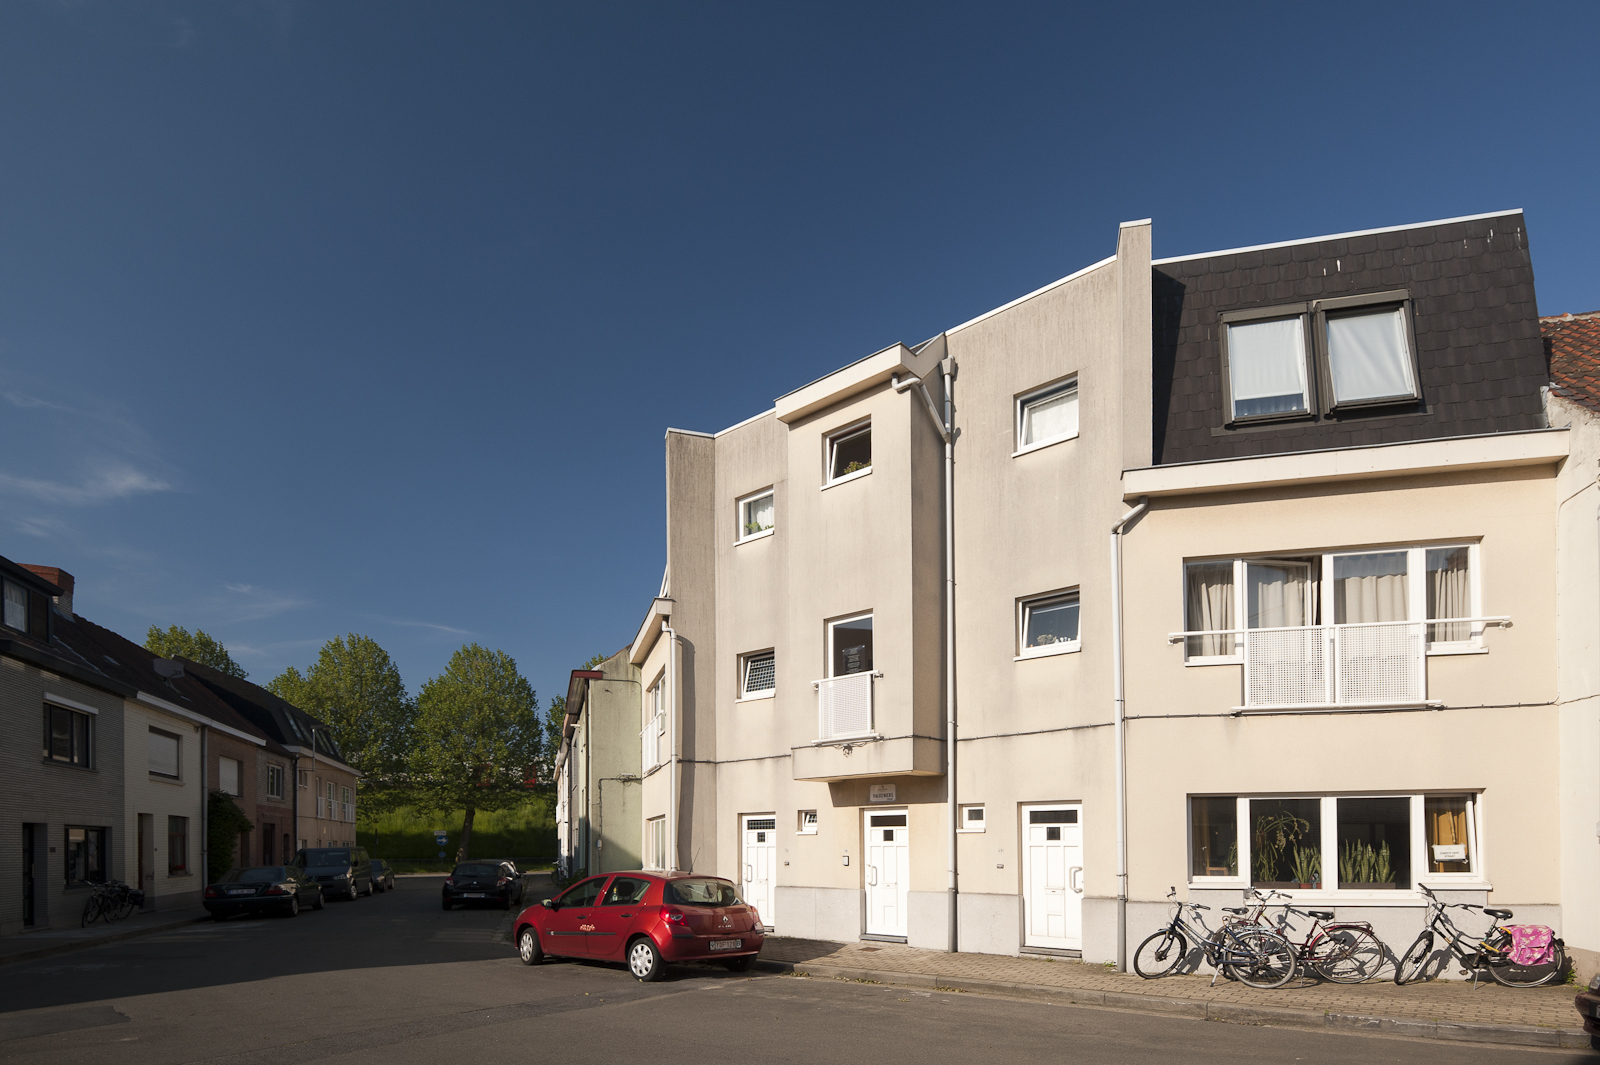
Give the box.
[1307,910,1335,920]
[1485,908,1513,919]
[1222,907,1248,915]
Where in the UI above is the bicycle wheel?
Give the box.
[1485,931,1566,988]
[1394,931,1433,985]
[1311,927,1386,984]
[80,893,102,928]
[1224,928,1298,990]
[115,890,137,921]
[1133,929,1188,979]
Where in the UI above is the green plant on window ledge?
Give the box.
[1251,810,1311,884]
[842,461,869,475]
[1289,845,1321,887]
[1338,839,1394,887]
[744,521,772,535]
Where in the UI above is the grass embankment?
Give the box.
[357,797,557,873]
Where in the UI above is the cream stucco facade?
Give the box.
[124,697,206,910]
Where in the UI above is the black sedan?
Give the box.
[370,858,396,892]
[204,866,325,920]
[441,862,522,910]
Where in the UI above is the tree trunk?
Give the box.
[455,807,476,863]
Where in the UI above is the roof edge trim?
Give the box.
[946,254,1118,337]
[1152,209,1524,266]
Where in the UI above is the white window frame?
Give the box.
[958,804,986,833]
[1016,590,1081,660]
[827,612,874,677]
[797,810,819,835]
[643,673,665,771]
[739,650,776,701]
[1186,791,1486,898]
[1220,306,1314,425]
[1181,542,1484,666]
[737,487,776,543]
[1013,377,1079,456]
[267,764,285,800]
[823,421,872,488]
[646,816,667,870]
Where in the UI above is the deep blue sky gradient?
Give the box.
[1,1,1595,703]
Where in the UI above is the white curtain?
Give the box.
[1185,562,1234,656]
[744,493,774,533]
[1247,563,1309,628]
[1327,308,1414,403]
[3,580,25,630]
[1227,318,1307,416]
[1333,552,1409,624]
[1427,547,1471,641]
[1021,386,1078,446]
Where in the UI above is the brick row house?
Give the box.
[574,209,1599,984]
[0,560,357,936]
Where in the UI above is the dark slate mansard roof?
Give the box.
[179,658,349,765]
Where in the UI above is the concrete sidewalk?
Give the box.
[0,906,209,966]
[757,937,1590,1050]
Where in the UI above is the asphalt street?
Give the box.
[0,876,1588,1065]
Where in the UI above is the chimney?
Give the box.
[19,566,74,619]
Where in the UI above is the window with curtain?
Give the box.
[1226,316,1309,419]
[1020,591,1080,655]
[1332,551,1410,624]
[219,756,241,796]
[1426,795,1474,873]
[3,579,28,632]
[1246,561,1311,628]
[1326,305,1416,405]
[739,490,774,540]
[1184,561,1236,658]
[1426,547,1472,642]
[1017,380,1079,449]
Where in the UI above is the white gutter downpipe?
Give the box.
[895,359,957,953]
[1109,495,1148,973]
[662,619,678,873]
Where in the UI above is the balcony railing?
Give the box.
[1168,617,1509,710]
[813,671,880,741]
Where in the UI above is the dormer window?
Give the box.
[2,578,48,640]
[1222,310,1311,422]
[826,422,872,484]
[1320,297,1418,408]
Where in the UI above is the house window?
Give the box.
[959,805,986,833]
[643,678,664,770]
[1018,591,1080,657]
[647,816,666,870]
[296,769,309,789]
[64,826,106,885]
[148,728,181,779]
[1222,310,1311,422]
[1188,793,1480,891]
[798,810,818,834]
[44,704,92,767]
[2,578,48,640]
[826,422,872,483]
[738,489,775,541]
[828,614,873,676]
[1323,304,1416,406]
[1016,378,1079,452]
[167,816,189,875]
[740,651,776,699]
[218,756,242,796]
[267,764,285,800]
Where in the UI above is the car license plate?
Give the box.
[228,889,253,896]
[709,939,742,951]
[464,892,485,898]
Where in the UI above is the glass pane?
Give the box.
[1327,307,1414,403]
[3,580,25,630]
[744,653,775,694]
[1336,797,1411,889]
[50,708,74,761]
[831,429,872,479]
[742,493,774,536]
[1184,562,1234,657]
[74,712,90,766]
[1190,797,1238,878]
[1227,318,1307,418]
[1246,562,1310,628]
[1249,798,1321,887]
[831,616,873,676]
[1425,795,1473,873]
[1332,552,1409,624]
[1426,547,1471,642]
[1024,596,1079,649]
[1020,386,1078,446]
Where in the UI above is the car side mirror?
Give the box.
[541,898,556,910]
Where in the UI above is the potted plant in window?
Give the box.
[1252,810,1310,887]
[843,460,869,475]
[1290,845,1321,890]
[1338,840,1395,890]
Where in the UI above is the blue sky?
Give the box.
[1,1,1595,704]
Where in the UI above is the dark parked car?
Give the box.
[204,866,324,920]
[1576,971,1600,1051]
[370,858,396,893]
[512,872,763,981]
[292,847,373,900]
[442,861,522,910]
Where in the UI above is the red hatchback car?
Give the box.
[514,871,764,981]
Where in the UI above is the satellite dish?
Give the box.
[152,659,185,679]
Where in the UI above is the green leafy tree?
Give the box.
[410,644,541,862]
[145,624,248,679]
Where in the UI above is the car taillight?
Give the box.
[263,885,288,895]
[663,909,686,924]
[751,909,762,927]
[496,877,510,886]
[204,886,221,898]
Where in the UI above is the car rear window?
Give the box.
[664,879,742,907]
[454,864,499,877]
[300,849,350,867]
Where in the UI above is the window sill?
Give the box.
[1015,643,1081,661]
[796,830,818,836]
[1426,646,1487,657]
[1187,882,1490,903]
[822,467,872,491]
[149,775,185,786]
[1224,410,1315,430]
[1012,432,1079,458]
[1234,700,1441,712]
[40,760,97,772]
[737,528,775,545]
[1183,657,1241,667]
[736,692,775,703]
[956,828,986,834]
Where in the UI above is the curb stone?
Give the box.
[753,958,1590,1049]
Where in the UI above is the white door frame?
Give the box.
[1021,802,1084,952]
[862,807,909,939]
[740,813,777,931]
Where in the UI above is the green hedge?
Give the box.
[357,797,557,861]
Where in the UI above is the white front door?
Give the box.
[1022,803,1084,951]
[863,808,909,938]
[741,815,777,930]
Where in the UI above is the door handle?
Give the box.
[1069,866,1083,893]
[745,864,753,882]
[867,866,877,886]
[620,913,634,918]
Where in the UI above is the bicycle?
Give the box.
[1134,887,1299,989]
[1233,889,1388,983]
[1394,884,1566,988]
[79,879,139,927]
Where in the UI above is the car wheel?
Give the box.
[627,937,665,982]
[723,954,754,972]
[442,899,452,911]
[312,891,325,911]
[518,927,543,966]
[284,896,299,918]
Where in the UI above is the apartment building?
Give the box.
[624,210,1594,973]
[554,650,643,877]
